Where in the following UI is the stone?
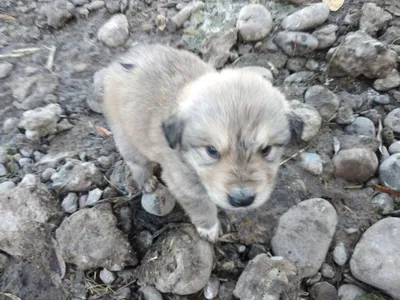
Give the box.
[304,85,340,120]
[327,31,397,79]
[286,57,307,72]
[105,0,120,14]
[290,100,322,142]
[50,159,104,193]
[336,106,355,125]
[332,242,347,266]
[233,254,299,300]
[360,3,393,36]
[239,66,273,82]
[281,3,330,31]
[135,230,153,256]
[87,68,106,114]
[312,24,338,49]
[204,278,220,300]
[61,193,78,214]
[138,286,163,300]
[99,268,116,284]
[283,71,315,84]
[141,184,176,216]
[0,164,7,177]
[97,14,129,47]
[350,218,400,299]
[56,119,73,132]
[379,154,400,190]
[40,0,75,29]
[3,117,19,134]
[271,198,338,278]
[136,224,213,295]
[371,193,394,214]
[361,89,390,105]
[0,62,13,79]
[337,284,366,300]
[88,0,105,11]
[247,244,267,260]
[0,175,59,259]
[337,135,380,153]
[299,152,323,176]
[86,188,103,206]
[337,91,364,110]
[345,117,376,137]
[309,282,338,300]
[380,26,400,45]
[275,31,319,56]
[384,108,400,133]
[389,141,400,154]
[373,69,400,91]
[0,181,16,193]
[18,104,62,140]
[41,167,56,182]
[171,1,205,28]
[56,204,137,271]
[219,281,235,300]
[236,4,273,42]
[333,148,378,183]
[201,28,238,69]
[321,263,335,279]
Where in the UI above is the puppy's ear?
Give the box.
[288,113,304,142]
[162,115,184,149]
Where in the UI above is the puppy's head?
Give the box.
[162,69,303,210]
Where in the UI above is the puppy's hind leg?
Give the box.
[112,130,158,193]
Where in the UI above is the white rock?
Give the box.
[384,108,400,134]
[86,188,103,206]
[99,268,116,284]
[62,193,78,214]
[332,242,347,266]
[350,218,400,299]
[236,4,273,42]
[138,286,163,300]
[360,3,393,36]
[290,100,322,142]
[0,181,16,193]
[299,152,323,176]
[312,24,338,49]
[388,141,400,154]
[373,69,400,91]
[204,278,220,299]
[3,117,19,134]
[338,284,366,300]
[271,198,338,278]
[0,164,7,177]
[304,85,340,120]
[97,14,129,47]
[379,154,400,191]
[141,184,176,216]
[0,62,13,79]
[275,31,319,56]
[281,3,330,31]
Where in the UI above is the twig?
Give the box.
[279,147,308,166]
[0,47,41,58]
[0,13,17,22]
[45,45,56,71]
[103,175,127,195]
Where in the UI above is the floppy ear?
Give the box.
[288,112,304,142]
[162,115,184,149]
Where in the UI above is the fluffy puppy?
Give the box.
[103,44,303,242]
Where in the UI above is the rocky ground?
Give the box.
[0,0,400,299]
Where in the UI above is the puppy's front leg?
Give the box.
[180,197,220,243]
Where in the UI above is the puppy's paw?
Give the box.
[142,176,158,193]
[196,222,221,243]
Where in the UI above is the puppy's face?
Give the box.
[163,69,303,210]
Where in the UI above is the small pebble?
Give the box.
[33,151,44,162]
[86,188,103,206]
[3,117,19,134]
[0,253,8,269]
[0,164,8,176]
[379,154,400,190]
[281,3,330,31]
[138,286,163,300]
[99,268,116,284]
[373,69,400,91]
[321,263,335,279]
[333,242,347,266]
[96,156,113,169]
[338,284,366,300]
[305,85,340,120]
[362,89,390,105]
[371,193,394,215]
[41,168,56,182]
[309,281,338,300]
[275,31,319,56]
[384,108,400,134]
[299,152,323,176]
[0,181,16,193]
[62,192,79,214]
[307,272,322,285]
[103,186,119,198]
[336,106,355,125]
[236,4,273,42]
[388,141,400,154]
[79,195,88,209]
[247,243,267,260]
[88,0,105,11]
[204,278,220,299]
[97,14,129,47]
[141,184,176,216]
[0,62,13,79]
[219,281,236,300]
[136,230,153,255]
[312,24,338,49]
[18,158,33,167]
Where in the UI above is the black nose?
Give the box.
[228,193,255,207]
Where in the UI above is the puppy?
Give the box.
[103,44,303,242]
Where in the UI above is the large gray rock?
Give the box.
[274,31,319,56]
[333,148,378,183]
[136,224,213,295]
[290,100,322,142]
[233,254,299,300]
[384,108,400,134]
[18,104,62,140]
[350,218,400,299]
[281,3,330,31]
[327,31,397,79]
[379,154,400,191]
[56,204,137,271]
[271,198,338,278]
[97,14,129,47]
[345,117,376,137]
[304,85,340,120]
[201,28,238,69]
[50,159,104,193]
[0,175,58,259]
[359,3,393,36]
[236,4,273,42]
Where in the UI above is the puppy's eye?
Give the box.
[261,145,272,157]
[206,146,220,159]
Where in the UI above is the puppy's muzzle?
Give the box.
[228,188,255,207]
